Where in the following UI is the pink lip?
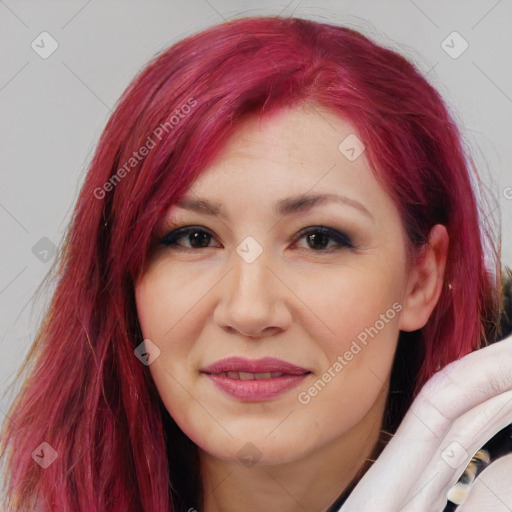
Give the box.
[200,357,311,402]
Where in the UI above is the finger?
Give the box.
[401,391,512,511]
[377,335,512,475]
[340,335,512,511]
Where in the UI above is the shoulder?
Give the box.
[458,453,512,511]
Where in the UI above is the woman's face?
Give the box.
[135,103,418,465]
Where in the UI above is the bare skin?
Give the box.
[135,102,448,512]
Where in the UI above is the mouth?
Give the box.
[200,357,311,401]
[209,371,300,379]
[200,356,311,376]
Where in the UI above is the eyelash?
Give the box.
[158,225,355,252]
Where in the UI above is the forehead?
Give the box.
[173,102,393,222]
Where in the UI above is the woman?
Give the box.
[1,15,511,512]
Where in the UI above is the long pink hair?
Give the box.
[0,15,502,512]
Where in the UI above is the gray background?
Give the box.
[1,0,511,424]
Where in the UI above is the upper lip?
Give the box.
[200,357,310,375]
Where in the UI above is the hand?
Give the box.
[339,334,512,512]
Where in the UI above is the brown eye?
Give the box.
[295,226,354,251]
[159,226,218,249]
[158,224,354,252]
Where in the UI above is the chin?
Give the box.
[194,428,320,467]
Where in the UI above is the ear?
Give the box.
[398,224,449,332]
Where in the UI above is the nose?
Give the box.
[213,249,292,339]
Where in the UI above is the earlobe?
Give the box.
[398,224,449,332]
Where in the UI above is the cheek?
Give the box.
[135,266,168,340]
[135,264,205,342]
[296,271,401,421]
[297,319,399,441]
[135,269,203,376]
[300,269,400,353]
[134,268,207,419]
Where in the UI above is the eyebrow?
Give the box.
[175,192,373,220]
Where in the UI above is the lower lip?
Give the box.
[204,373,310,401]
